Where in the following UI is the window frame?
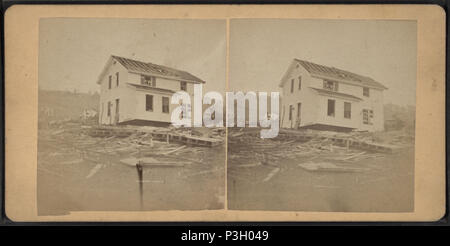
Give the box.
[327,99,335,117]
[116,72,119,87]
[344,102,351,119]
[108,75,112,89]
[363,87,370,97]
[298,76,302,90]
[290,79,294,93]
[180,81,187,91]
[107,101,111,116]
[162,96,170,113]
[289,105,294,120]
[142,75,156,87]
[362,109,374,125]
[145,94,154,112]
[323,80,338,92]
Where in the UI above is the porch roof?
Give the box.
[310,87,363,101]
[127,83,176,94]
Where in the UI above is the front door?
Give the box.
[115,99,120,124]
[296,103,301,128]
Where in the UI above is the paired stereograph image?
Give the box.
[38,18,416,215]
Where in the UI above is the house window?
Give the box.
[327,99,335,117]
[180,81,187,91]
[180,105,183,119]
[323,80,338,91]
[107,101,111,116]
[116,72,119,87]
[108,76,112,89]
[141,75,156,87]
[211,111,216,120]
[298,76,302,90]
[344,102,351,119]
[363,109,368,124]
[290,79,294,93]
[289,105,294,120]
[146,95,153,111]
[162,97,169,113]
[363,109,374,125]
[363,87,370,97]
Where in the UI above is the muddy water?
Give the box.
[228,148,414,212]
[37,130,225,215]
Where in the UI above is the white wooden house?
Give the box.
[96,55,205,126]
[279,59,387,132]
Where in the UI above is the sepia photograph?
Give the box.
[227,19,417,212]
[4,4,445,222]
[37,18,226,215]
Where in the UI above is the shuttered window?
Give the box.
[162,97,169,113]
[327,99,335,117]
[344,102,351,119]
[363,109,374,124]
[363,87,370,97]
[142,75,156,87]
[289,105,294,120]
[298,76,302,90]
[107,101,111,116]
[146,95,153,111]
[180,81,187,91]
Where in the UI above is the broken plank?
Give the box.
[184,168,223,178]
[231,162,262,168]
[86,164,103,179]
[61,158,84,165]
[161,145,187,155]
[337,151,367,161]
[120,157,189,167]
[262,167,281,182]
[298,162,368,173]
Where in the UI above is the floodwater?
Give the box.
[37,127,225,215]
[228,147,414,212]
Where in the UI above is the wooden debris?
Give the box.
[262,167,281,182]
[336,151,367,161]
[162,145,187,155]
[120,157,189,167]
[61,158,84,165]
[232,162,262,168]
[136,180,165,183]
[86,164,103,179]
[184,168,224,178]
[298,162,368,173]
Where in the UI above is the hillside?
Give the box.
[38,90,99,123]
[384,103,415,132]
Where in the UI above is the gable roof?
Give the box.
[281,59,387,90]
[97,55,205,84]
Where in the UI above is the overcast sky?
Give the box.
[39,18,416,106]
[39,18,226,93]
[229,19,417,106]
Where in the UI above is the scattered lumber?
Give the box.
[161,145,187,155]
[298,162,368,173]
[86,164,103,179]
[231,162,262,168]
[262,167,281,182]
[336,151,367,161]
[120,157,189,167]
